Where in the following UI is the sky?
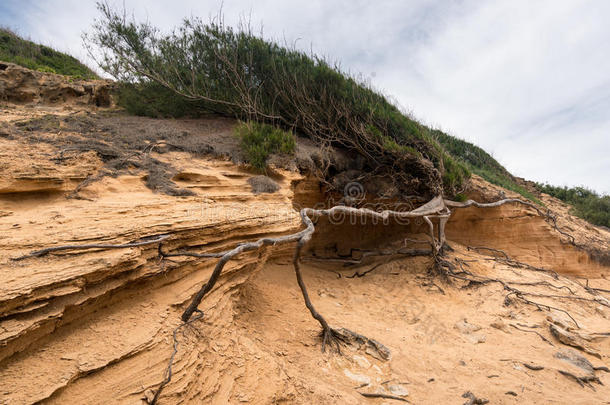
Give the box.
[1,0,608,194]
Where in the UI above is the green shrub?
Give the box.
[431,129,542,204]
[236,121,295,170]
[86,3,470,197]
[453,193,468,202]
[536,184,609,228]
[116,82,210,118]
[442,154,470,193]
[36,65,56,74]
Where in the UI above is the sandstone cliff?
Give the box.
[0,66,608,404]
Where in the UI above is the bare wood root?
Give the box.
[442,254,586,329]
[12,234,170,261]
[359,392,409,402]
[179,213,313,322]
[331,327,392,360]
[175,206,401,355]
[292,229,337,352]
[13,196,586,399]
[545,212,576,245]
[467,246,510,260]
[507,280,576,295]
[509,323,554,346]
[558,370,603,389]
[453,248,609,328]
[149,309,204,405]
[460,246,610,312]
[582,279,610,296]
[346,263,384,278]
[445,197,544,214]
[507,291,581,328]
[467,246,559,279]
[67,170,110,200]
[12,197,453,358]
[179,199,451,322]
[158,244,224,259]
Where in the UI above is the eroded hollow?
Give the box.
[291,176,606,278]
[291,177,438,265]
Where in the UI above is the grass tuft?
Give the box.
[236,121,295,171]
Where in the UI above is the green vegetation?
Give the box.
[440,153,470,195]
[432,130,610,227]
[0,28,97,78]
[86,3,470,197]
[431,130,541,204]
[86,3,607,229]
[236,121,295,170]
[116,82,204,118]
[536,184,610,228]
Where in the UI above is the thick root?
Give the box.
[320,326,343,353]
[320,326,391,361]
[14,195,558,398]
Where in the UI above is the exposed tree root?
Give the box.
[509,323,554,346]
[292,233,343,353]
[331,327,391,361]
[12,234,170,260]
[545,211,576,245]
[14,195,587,402]
[67,170,110,200]
[558,370,603,389]
[346,263,384,278]
[149,310,204,405]
[359,392,409,402]
[438,249,610,330]
[581,279,610,296]
[445,197,544,213]
[178,197,451,323]
[466,246,510,260]
[466,246,560,279]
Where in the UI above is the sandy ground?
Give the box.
[231,251,610,404]
[4,248,608,404]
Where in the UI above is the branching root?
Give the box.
[13,195,588,402]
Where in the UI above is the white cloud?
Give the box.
[2,0,609,193]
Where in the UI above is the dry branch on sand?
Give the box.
[13,234,170,260]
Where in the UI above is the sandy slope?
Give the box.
[0,66,609,404]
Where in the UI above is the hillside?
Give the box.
[431,130,540,203]
[4,19,608,228]
[87,4,610,232]
[0,28,97,79]
[0,65,609,404]
[536,183,610,228]
[87,4,473,200]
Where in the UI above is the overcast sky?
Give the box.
[1,0,608,193]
